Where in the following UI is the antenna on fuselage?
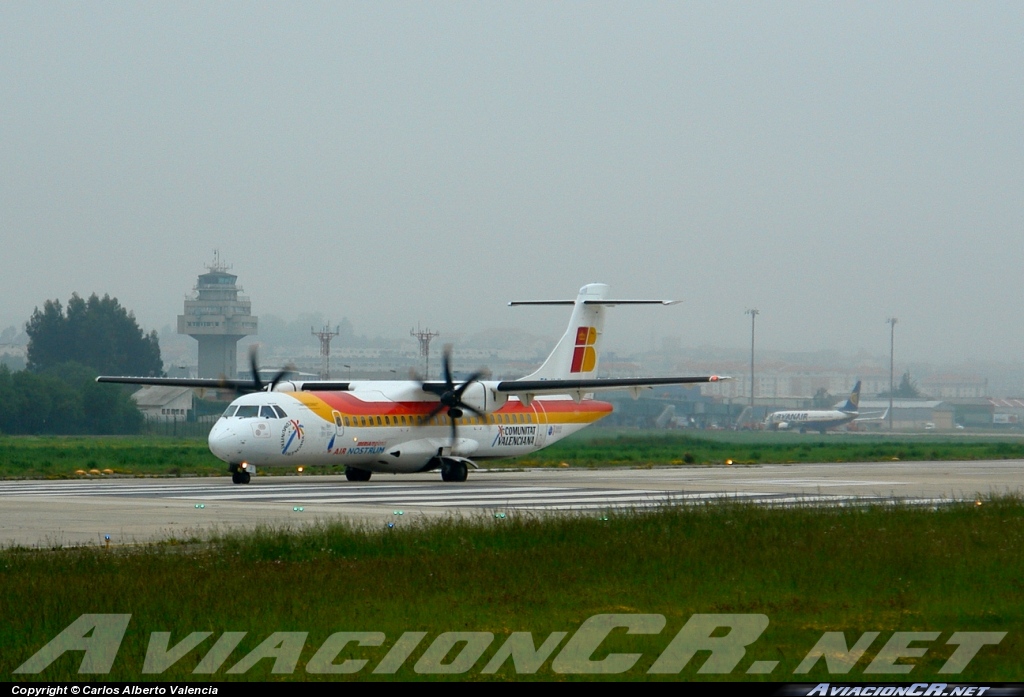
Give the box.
[410,326,440,380]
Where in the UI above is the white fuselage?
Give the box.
[207,383,612,473]
[764,409,856,432]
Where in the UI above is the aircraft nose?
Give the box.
[208,421,242,462]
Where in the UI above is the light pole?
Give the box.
[887,317,897,431]
[745,309,759,417]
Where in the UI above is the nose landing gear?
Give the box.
[228,463,252,484]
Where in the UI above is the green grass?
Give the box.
[499,430,1024,468]
[2,431,1024,479]
[0,435,221,478]
[2,499,1022,681]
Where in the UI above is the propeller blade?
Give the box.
[441,345,454,388]
[423,402,447,422]
[412,346,491,447]
[452,370,487,399]
[463,405,487,419]
[249,347,264,392]
[268,366,292,391]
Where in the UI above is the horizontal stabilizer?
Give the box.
[510,299,680,306]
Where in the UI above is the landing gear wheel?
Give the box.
[441,459,468,482]
[231,470,251,484]
[345,467,372,482]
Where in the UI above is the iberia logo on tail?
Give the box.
[571,326,597,373]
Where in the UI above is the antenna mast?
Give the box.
[410,326,440,380]
[312,324,340,380]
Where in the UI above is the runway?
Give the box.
[1,460,1021,547]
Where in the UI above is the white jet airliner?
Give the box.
[764,381,886,433]
[99,284,727,483]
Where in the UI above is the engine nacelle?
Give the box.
[776,422,790,430]
[459,382,508,414]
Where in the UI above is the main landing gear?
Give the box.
[440,458,468,483]
[345,466,372,482]
[342,459,472,483]
[228,463,251,485]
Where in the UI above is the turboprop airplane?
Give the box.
[763,381,885,433]
[98,284,727,484]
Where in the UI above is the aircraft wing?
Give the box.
[853,408,889,422]
[494,375,728,399]
[96,376,256,389]
[95,376,354,392]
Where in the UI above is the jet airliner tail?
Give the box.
[838,380,862,413]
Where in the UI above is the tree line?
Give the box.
[0,293,162,435]
[0,362,143,435]
[26,293,162,376]
[879,371,924,399]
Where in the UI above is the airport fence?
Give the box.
[141,415,216,439]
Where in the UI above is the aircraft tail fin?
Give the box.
[511,284,681,382]
[839,380,862,413]
[515,284,611,381]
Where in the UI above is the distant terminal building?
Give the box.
[177,254,258,379]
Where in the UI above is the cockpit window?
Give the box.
[221,405,238,418]
[235,405,259,418]
[260,406,278,419]
[273,406,288,418]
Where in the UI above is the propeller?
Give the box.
[222,346,291,394]
[418,345,489,446]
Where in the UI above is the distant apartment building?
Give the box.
[918,374,987,399]
[694,362,989,402]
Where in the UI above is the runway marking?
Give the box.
[0,482,532,497]
[726,478,907,487]
[0,479,948,511]
[173,487,656,503]
[170,486,570,502]
[522,495,959,511]
[292,490,687,507]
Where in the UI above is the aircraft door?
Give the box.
[328,410,345,452]
[532,402,548,448]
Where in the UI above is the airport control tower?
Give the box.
[177,253,258,379]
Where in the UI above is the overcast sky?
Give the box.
[2,2,1021,365]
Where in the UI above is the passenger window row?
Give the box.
[341,413,535,427]
[220,405,536,425]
